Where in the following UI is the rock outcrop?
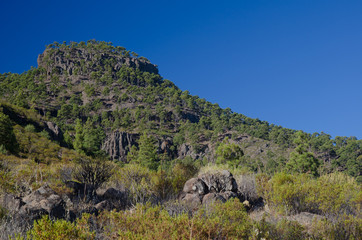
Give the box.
[0,184,128,224]
[101,131,139,161]
[19,185,66,221]
[180,170,239,207]
[45,121,63,142]
[37,47,159,78]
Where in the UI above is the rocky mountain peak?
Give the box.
[37,42,158,78]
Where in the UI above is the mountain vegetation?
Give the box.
[0,41,360,239]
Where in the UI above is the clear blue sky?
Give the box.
[1,0,361,139]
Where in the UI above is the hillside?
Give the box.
[0,41,361,239]
[0,40,360,179]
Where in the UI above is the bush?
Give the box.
[260,172,361,216]
[73,158,114,190]
[111,163,155,204]
[311,214,362,240]
[97,198,252,239]
[169,161,198,195]
[25,215,95,240]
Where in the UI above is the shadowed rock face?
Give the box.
[102,131,139,161]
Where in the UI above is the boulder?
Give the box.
[199,170,237,193]
[19,185,66,221]
[181,170,240,207]
[45,121,63,141]
[202,193,226,206]
[22,185,56,204]
[181,193,202,209]
[95,200,112,211]
[0,194,24,213]
[96,187,126,201]
[220,191,238,201]
[182,178,208,195]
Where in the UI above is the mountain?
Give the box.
[0,40,360,239]
[0,40,360,180]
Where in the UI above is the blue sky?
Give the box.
[1,0,361,138]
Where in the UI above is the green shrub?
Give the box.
[97,198,252,239]
[261,172,361,216]
[24,124,36,132]
[311,214,362,240]
[26,215,95,240]
[111,163,155,204]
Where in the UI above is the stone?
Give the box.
[220,191,238,201]
[45,121,63,141]
[22,185,56,204]
[19,185,66,221]
[199,170,237,193]
[182,193,202,209]
[182,178,208,195]
[0,193,24,213]
[202,193,226,205]
[95,200,112,211]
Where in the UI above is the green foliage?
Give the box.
[0,159,16,193]
[0,112,17,153]
[26,215,95,240]
[73,118,105,156]
[310,214,362,240]
[24,124,36,132]
[73,158,114,189]
[260,172,361,215]
[135,133,159,170]
[14,125,61,163]
[0,40,361,181]
[95,198,252,239]
[169,160,198,194]
[287,131,320,176]
[215,137,244,167]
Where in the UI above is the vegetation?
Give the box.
[0,41,360,239]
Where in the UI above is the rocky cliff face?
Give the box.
[37,47,158,79]
[101,131,139,161]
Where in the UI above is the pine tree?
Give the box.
[287,131,320,176]
[74,119,84,153]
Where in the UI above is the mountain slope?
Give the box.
[0,40,360,180]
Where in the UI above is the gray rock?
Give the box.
[101,131,139,162]
[181,170,240,208]
[202,193,226,205]
[22,185,56,204]
[0,194,24,213]
[182,193,202,209]
[220,191,238,201]
[45,121,63,141]
[19,185,65,220]
[95,200,112,211]
[199,170,238,193]
[183,178,208,195]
